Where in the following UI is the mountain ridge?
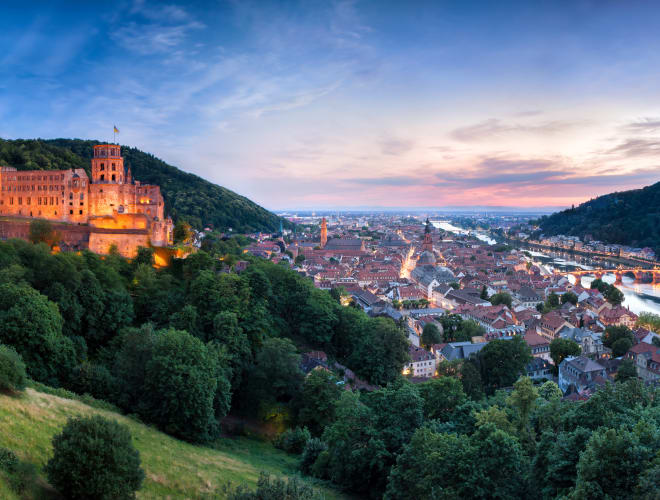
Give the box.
[536,181,660,255]
[0,138,289,233]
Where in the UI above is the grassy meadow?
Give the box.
[0,388,348,499]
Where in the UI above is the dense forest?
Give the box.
[0,138,289,233]
[536,181,660,255]
[0,233,658,498]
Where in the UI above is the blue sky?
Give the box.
[1,0,660,209]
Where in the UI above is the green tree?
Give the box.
[636,312,660,333]
[460,360,484,400]
[611,337,633,357]
[0,283,75,385]
[225,472,322,500]
[28,220,60,247]
[420,322,442,348]
[602,325,634,350]
[561,291,578,305]
[550,338,581,375]
[0,344,27,393]
[294,254,306,265]
[478,336,532,393]
[294,369,342,436]
[538,380,563,401]
[349,317,409,386]
[506,376,538,446]
[546,292,560,309]
[490,291,512,308]
[573,424,658,499]
[418,376,466,421]
[247,337,303,408]
[172,220,193,244]
[480,285,488,299]
[139,328,229,443]
[45,415,144,500]
[616,359,637,381]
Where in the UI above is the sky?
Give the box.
[1,0,660,211]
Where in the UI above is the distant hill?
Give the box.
[0,138,290,233]
[536,181,660,255]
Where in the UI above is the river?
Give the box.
[525,249,660,316]
[433,221,660,315]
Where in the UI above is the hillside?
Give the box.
[0,388,346,500]
[536,181,660,255]
[0,138,288,233]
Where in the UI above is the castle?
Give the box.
[0,144,173,257]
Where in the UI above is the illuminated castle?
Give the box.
[0,144,173,257]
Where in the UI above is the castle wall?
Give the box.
[0,219,90,248]
[88,229,150,258]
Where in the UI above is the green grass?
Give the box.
[0,389,348,499]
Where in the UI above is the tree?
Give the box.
[616,359,637,382]
[294,254,306,265]
[550,338,581,375]
[247,337,303,408]
[45,415,144,500]
[490,291,512,308]
[506,376,538,446]
[225,472,322,500]
[420,322,442,348]
[138,328,229,443]
[0,283,75,385]
[295,369,342,436]
[460,360,484,400]
[418,377,466,421]
[478,336,532,393]
[611,337,633,357]
[538,380,563,401]
[603,325,633,348]
[480,285,488,300]
[173,220,193,244]
[349,317,409,386]
[636,312,660,333]
[28,220,60,247]
[561,291,578,305]
[573,424,658,498]
[456,319,486,341]
[0,344,27,393]
[546,292,560,309]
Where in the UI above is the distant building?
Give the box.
[404,345,436,378]
[558,356,608,393]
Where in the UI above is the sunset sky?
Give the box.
[2,0,660,210]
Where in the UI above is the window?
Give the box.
[80,193,84,200]
[100,174,104,181]
[26,197,30,205]
[18,197,22,205]
[69,210,73,214]
[100,163,105,171]
[112,174,116,181]
[69,193,73,199]
[112,163,116,171]
[79,210,83,215]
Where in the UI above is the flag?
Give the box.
[113,125,119,134]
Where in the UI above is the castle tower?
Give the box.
[320,217,328,248]
[91,144,124,184]
[422,218,433,252]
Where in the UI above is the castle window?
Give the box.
[69,210,73,215]
[112,163,116,171]
[112,174,116,181]
[69,193,73,199]
[80,202,83,206]
[10,198,13,205]
[80,193,84,200]
[38,198,41,205]
[100,174,105,181]
[100,163,105,170]
[26,198,30,205]
[18,197,22,205]
[79,210,83,215]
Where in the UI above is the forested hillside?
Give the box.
[0,138,289,233]
[536,181,660,254]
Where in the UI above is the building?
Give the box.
[527,357,553,381]
[558,356,608,393]
[625,343,660,382]
[0,145,173,257]
[320,217,327,248]
[524,331,551,362]
[558,327,607,358]
[404,345,436,378]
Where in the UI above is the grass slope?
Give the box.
[0,389,346,499]
[0,138,289,233]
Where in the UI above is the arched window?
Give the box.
[100,174,105,181]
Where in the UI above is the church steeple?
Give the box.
[422,218,433,252]
[320,217,328,248]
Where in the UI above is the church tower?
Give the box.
[422,218,433,252]
[320,217,328,248]
[91,145,125,184]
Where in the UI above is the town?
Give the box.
[240,212,660,398]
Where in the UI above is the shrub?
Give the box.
[300,438,327,474]
[45,415,144,500]
[7,461,38,495]
[275,427,311,455]
[225,472,322,500]
[0,344,27,392]
[0,447,18,473]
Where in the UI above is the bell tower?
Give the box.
[320,217,328,248]
[422,218,433,252]
[91,144,124,184]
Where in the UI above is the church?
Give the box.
[0,144,173,257]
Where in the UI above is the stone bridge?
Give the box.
[559,268,660,284]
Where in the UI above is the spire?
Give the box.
[425,217,431,234]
